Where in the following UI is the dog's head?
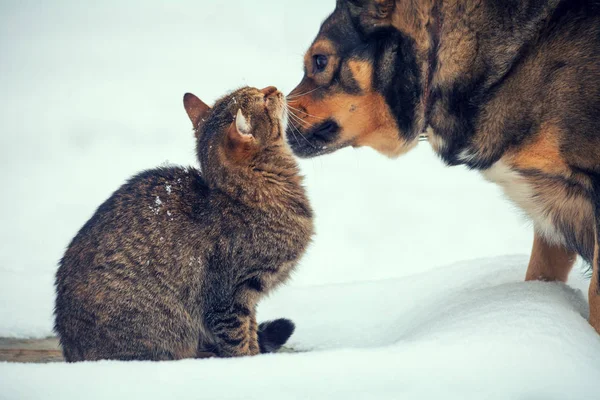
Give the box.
[286,0,422,158]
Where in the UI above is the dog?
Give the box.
[286,0,600,333]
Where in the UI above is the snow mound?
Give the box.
[2,256,599,400]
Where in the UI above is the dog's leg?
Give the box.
[589,178,600,334]
[525,230,576,282]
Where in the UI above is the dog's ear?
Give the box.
[372,0,395,19]
[183,93,211,136]
[344,0,395,29]
[345,0,366,6]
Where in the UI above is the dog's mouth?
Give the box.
[286,119,348,158]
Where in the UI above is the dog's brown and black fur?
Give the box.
[287,0,600,333]
[55,86,313,361]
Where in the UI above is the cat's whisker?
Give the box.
[289,118,311,131]
[286,105,327,121]
[286,110,305,129]
[285,115,302,147]
[286,108,312,128]
[285,105,308,123]
[286,110,317,149]
[287,115,315,141]
[286,87,321,100]
[291,123,317,149]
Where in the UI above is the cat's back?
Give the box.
[57,166,210,278]
[55,166,215,361]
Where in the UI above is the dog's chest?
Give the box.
[481,160,565,244]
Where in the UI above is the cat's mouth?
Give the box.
[286,119,349,158]
[263,87,286,121]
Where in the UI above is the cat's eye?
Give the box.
[313,54,328,73]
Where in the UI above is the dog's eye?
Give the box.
[313,54,329,73]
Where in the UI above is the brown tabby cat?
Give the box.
[54,86,314,362]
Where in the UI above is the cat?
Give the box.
[54,86,314,361]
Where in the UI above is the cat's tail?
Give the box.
[257,318,295,353]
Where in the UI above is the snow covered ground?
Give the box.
[2,257,599,399]
[1,1,598,399]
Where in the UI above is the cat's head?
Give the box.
[183,86,289,178]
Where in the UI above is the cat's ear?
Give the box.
[183,93,211,134]
[228,109,254,145]
[234,109,252,137]
[225,109,256,161]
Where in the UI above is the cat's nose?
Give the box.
[261,86,278,97]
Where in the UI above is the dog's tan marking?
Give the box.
[508,123,569,175]
[482,160,565,244]
[347,60,373,91]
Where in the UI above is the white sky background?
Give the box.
[0,0,568,289]
[1,3,599,399]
